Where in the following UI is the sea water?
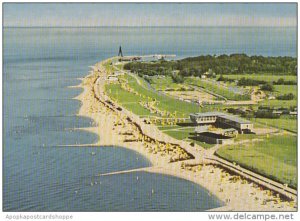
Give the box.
[3,27,296,211]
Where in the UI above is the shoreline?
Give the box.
[73,58,296,211]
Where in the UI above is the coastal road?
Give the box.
[205,154,297,200]
[202,140,297,200]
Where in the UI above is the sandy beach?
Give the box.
[73,58,296,211]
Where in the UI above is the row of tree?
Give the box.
[218,76,296,86]
[273,78,297,85]
[178,54,297,75]
[277,93,295,100]
[124,54,297,79]
[237,77,265,86]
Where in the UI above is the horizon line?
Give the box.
[3,25,297,28]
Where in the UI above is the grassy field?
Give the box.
[216,135,297,189]
[105,74,207,117]
[259,99,297,108]
[125,74,201,117]
[185,77,251,101]
[114,63,125,70]
[105,83,158,117]
[106,83,140,103]
[234,134,261,142]
[254,117,297,133]
[274,85,297,98]
[163,130,192,140]
[220,74,297,83]
[122,103,157,116]
[148,76,187,91]
[194,141,215,149]
[176,127,196,132]
[161,129,215,149]
[157,125,182,130]
[103,59,117,74]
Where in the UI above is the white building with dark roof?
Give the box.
[190,111,253,134]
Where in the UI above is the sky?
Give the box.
[3,3,297,27]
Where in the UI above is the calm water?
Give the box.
[3,27,296,211]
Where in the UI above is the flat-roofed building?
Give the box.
[190,111,253,134]
[194,132,234,145]
[113,71,125,76]
[107,75,119,81]
[190,112,219,124]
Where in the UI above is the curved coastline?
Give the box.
[72,57,296,211]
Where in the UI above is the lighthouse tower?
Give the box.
[118,46,123,57]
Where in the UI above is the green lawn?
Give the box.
[163,130,192,140]
[105,83,158,116]
[125,74,201,117]
[216,135,297,189]
[177,127,196,132]
[220,74,297,83]
[254,117,297,133]
[162,130,215,149]
[114,63,125,70]
[149,76,188,91]
[123,103,156,116]
[105,83,139,103]
[103,59,115,74]
[274,85,297,98]
[157,125,183,130]
[234,134,261,142]
[259,99,297,108]
[185,77,251,101]
[194,141,215,149]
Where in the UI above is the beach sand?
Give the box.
[73,58,296,211]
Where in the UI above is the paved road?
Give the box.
[205,155,297,200]
[202,140,297,200]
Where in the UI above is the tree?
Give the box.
[171,72,184,83]
[217,75,225,81]
[255,110,280,119]
[179,68,190,77]
[276,78,285,85]
[123,54,297,78]
[277,93,295,100]
[260,83,274,92]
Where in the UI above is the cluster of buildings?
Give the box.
[190,111,254,144]
[257,106,297,116]
[107,71,125,81]
[118,56,141,62]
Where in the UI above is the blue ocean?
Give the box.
[3,27,296,211]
